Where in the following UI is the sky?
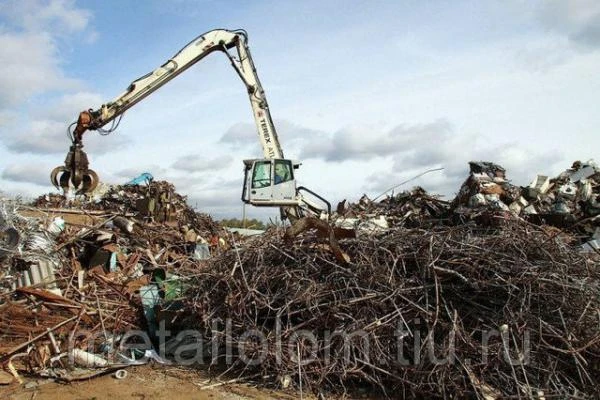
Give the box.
[0,0,599,221]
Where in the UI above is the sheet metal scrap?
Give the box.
[0,200,23,261]
[0,227,19,261]
[0,240,144,379]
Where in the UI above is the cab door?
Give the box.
[271,159,297,202]
[249,160,273,201]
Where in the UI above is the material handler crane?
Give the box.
[51,29,329,220]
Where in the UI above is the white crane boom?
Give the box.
[51,29,330,220]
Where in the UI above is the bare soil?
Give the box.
[0,365,304,400]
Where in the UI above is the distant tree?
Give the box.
[220,218,266,230]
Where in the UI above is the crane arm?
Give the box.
[53,28,330,220]
[73,29,284,161]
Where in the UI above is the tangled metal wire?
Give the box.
[181,220,600,398]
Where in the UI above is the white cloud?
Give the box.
[298,120,453,162]
[513,36,574,72]
[537,0,600,49]
[0,1,94,107]
[0,32,79,107]
[0,0,91,34]
[4,119,69,154]
[0,1,101,158]
[0,110,17,127]
[219,120,323,158]
[3,113,130,155]
[172,154,234,172]
[2,163,54,187]
[219,122,258,148]
[1,91,129,155]
[35,92,104,121]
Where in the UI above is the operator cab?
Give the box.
[242,159,300,206]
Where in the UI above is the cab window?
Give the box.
[252,161,272,188]
[274,160,293,185]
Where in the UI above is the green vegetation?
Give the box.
[220,218,266,230]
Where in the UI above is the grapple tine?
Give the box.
[59,170,72,192]
[50,166,65,189]
[77,170,99,195]
[87,170,99,192]
[72,167,83,188]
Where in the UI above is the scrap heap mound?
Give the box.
[452,161,521,218]
[1,161,599,398]
[180,161,600,398]
[338,188,450,228]
[453,160,600,245]
[0,181,222,381]
[181,222,600,398]
[33,180,218,229]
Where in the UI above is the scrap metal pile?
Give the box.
[337,188,450,228]
[0,160,599,398]
[181,216,600,398]
[33,180,217,228]
[453,160,600,246]
[177,160,600,398]
[0,182,222,383]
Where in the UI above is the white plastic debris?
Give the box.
[117,349,171,365]
[484,194,510,211]
[508,202,522,214]
[523,205,538,215]
[47,217,65,236]
[114,369,128,380]
[71,349,109,368]
[358,215,389,234]
[580,181,593,201]
[193,243,211,260]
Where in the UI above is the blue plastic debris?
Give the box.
[125,172,154,186]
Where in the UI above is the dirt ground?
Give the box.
[0,365,304,400]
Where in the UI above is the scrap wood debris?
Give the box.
[0,161,599,398]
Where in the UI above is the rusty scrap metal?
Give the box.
[180,221,600,398]
[2,161,600,397]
